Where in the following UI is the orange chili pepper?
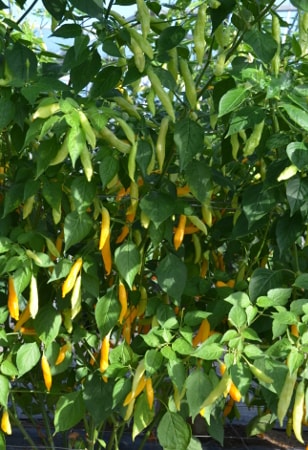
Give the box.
[13,303,30,331]
[8,276,19,321]
[192,318,210,346]
[123,375,147,406]
[291,324,299,337]
[223,397,235,416]
[173,214,186,251]
[41,353,52,392]
[62,257,83,298]
[220,363,241,402]
[55,343,70,365]
[100,334,110,382]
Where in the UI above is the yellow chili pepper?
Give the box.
[293,380,305,443]
[8,276,19,321]
[41,353,52,392]
[99,207,110,250]
[123,374,147,406]
[1,409,12,435]
[100,334,110,382]
[62,257,83,298]
[145,377,154,409]
[173,214,186,251]
[101,233,112,275]
[118,280,128,324]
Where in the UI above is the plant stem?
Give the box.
[10,395,39,450]
[37,393,56,450]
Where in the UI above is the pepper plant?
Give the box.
[0,0,308,449]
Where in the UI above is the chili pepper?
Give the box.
[8,276,19,321]
[213,51,226,77]
[223,398,235,417]
[156,116,169,173]
[137,0,150,38]
[128,142,138,182]
[41,353,52,392]
[118,280,128,324]
[167,47,178,83]
[99,207,110,250]
[78,109,96,149]
[201,204,212,227]
[62,257,83,298]
[124,359,146,407]
[101,233,112,275]
[29,274,39,319]
[243,121,265,157]
[55,343,71,365]
[193,3,207,65]
[117,118,136,146]
[271,14,280,77]
[20,327,37,335]
[291,324,299,337]
[192,233,202,264]
[200,371,232,410]
[116,225,129,244]
[71,273,82,319]
[22,195,35,219]
[136,286,147,316]
[230,133,240,160]
[55,229,64,255]
[14,303,31,331]
[248,363,273,384]
[1,409,12,435]
[100,334,110,382]
[146,89,156,116]
[122,315,131,344]
[99,126,131,154]
[179,57,197,110]
[32,102,60,120]
[112,96,141,120]
[188,214,207,235]
[220,364,241,402]
[80,146,93,182]
[145,377,154,409]
[173,214,187,251]
[299,12,308,57]
[193,319,211,346]
[50,132,69,166]
[200,257,209,278]
[146,66,175,122]
[277,369,298,426]
[293,380,305,443]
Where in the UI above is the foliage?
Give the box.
[0,0,308,449]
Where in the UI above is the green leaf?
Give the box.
[282,103,308,131]
[99,154,119,188]
[34,305,62,346]
[13,265,31,296]
[290,0,308,11]
[157,411,191,450]
[42,0,66,20]
[71,177,96,213]
[52,24,82,38]
[0,237,12,253]
[2,183,23,217]
[186,370,212,420]
[209,0,236,32]
[42,178,62,211]
[0,375,9,407]
[156,253,187,301]
[218,87,248,117]
[1,360,19,378]
[276,213,303,256]
[95,286,121,337]
[114,241,141,289]
[54,391,85,432]
[228,305,247,329]
[140,191,174,228]
[83,373,114,424]
[172,337,193,355]
[0,95,15,129]
[187,437,203,450]
[91,66,122,97]
[64,211,93,251]
[225,291,250,307]
[174,118,204,171]
[286,141,308,170]
[294,273,308,290]
[243,30,277,63]
[157,26,186,52]
[136,140,153,178]
[145,349,163,376]
[132,393,155,441]
[185,160,212,204]
[249,269,293,303]
[67,126,86,167]
[242,183,277,227]
[193,343,223,360]
[16,342,40,377]
[243,344,264,359]
[183,311,211,326]
[227,106,264,136]
[156,304,178,329]
[6,42,37,83]
[286,177,308,215]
